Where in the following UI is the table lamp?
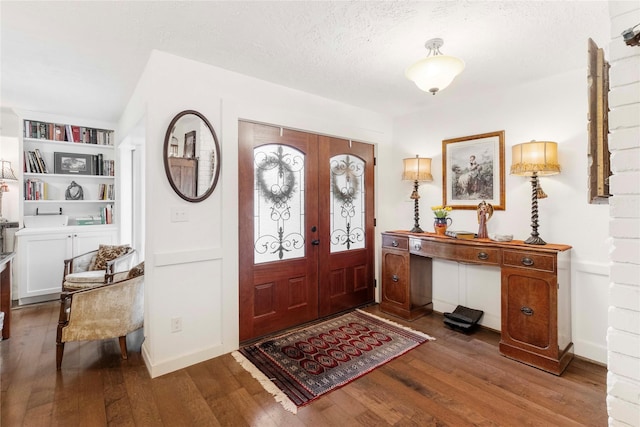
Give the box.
[510,141,560,245]
[402,155,433,233]
[0,160,17,223]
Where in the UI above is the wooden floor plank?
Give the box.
[1,302,607,426]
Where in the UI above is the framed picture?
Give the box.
[587,38,611,204]
[54,152,94,175]
[442,130,505,210]
[184,130,196,159]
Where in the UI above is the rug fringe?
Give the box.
[231,351,298,414]
[356,309,436,341]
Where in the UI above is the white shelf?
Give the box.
[24,200,115,204]
[24,173,114,179]
[23,137,114,150]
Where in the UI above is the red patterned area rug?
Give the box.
[232,309,434,413]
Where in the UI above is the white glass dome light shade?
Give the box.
[405,54,465,94]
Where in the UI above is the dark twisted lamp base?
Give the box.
[410,180,423,233]
[525,172,546,245]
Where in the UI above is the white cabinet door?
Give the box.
[72,230,116,256]
[17,228,117,304]
[18,232,72,303]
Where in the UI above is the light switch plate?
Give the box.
[170,207,188,222]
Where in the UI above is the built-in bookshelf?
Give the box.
[21,118,117,226]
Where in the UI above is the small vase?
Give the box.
[434,217,452,235]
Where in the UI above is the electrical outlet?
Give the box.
[171,317,182,333]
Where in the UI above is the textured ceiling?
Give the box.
[1,1,610,122]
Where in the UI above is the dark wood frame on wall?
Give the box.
[588,38,611,204]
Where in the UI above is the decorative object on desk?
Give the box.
[432,205,452,235]
[54,152,94,175]
[402,155,433,233]
[232,309,433,413]
[445,230,476,240]
[510,140,560,245]
[442,130,505,210]
[64,181,84,200]
[476,200,494,239]
[0,160,17,223]
[405,38,465,95]
[489,233,513,242]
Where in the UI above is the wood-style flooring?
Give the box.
[1,302,607,426]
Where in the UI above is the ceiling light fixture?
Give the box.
[405,38,465,95]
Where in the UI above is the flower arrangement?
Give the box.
[431,205,452,218]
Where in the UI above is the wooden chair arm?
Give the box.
[105,249,137,278]
[63,249,99,274]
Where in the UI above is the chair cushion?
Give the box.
[91,244,130,271]
[127,261,145,279]
[64,270,106,290]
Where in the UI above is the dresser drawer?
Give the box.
[382,234,408,250]
[457,247,500,265]
[410,238,456,260]
[503,250,556,272]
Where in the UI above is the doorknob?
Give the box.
[311,239,320,245]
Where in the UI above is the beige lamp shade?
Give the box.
[510,141,560,176]
[402,156,433,182]
[0,160,17,181]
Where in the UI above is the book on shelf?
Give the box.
[24,178,47,200]
[75,215,103,226]
[97,183,114,200]
[445,230,476,240]
[34,149,49,173]
[23,119,114,146]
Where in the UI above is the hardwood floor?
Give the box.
[2,302,607,426]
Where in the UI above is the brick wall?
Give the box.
[607,2,640,425]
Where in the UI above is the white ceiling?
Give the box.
[1,1,610,123]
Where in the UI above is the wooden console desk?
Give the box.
[380,231,573,375]
[0,252,15,340]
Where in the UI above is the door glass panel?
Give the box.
[330,154,365,253]
[254,144,305,264]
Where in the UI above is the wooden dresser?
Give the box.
[380,230,573,375]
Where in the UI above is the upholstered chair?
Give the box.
[62,245,137,291]
[56,263,144,370]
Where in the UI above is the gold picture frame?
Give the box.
[442,130,505,210]
[587,38,611,204]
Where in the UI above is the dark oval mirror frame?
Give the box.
[163,110,221,202]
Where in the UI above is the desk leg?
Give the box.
[1,259,11,339]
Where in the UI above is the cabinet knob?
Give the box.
[392,240,399,247]
[520,306,534,316]
[477,252,489,260]
[521,257,534,266]
[392,274,399,282]
[414,243,421,251]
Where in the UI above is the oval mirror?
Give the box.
[163,110,221,202]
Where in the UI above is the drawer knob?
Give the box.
[392,274,399,282]
[521,257,534,266]
[477,252,489,260]
[520,306,534,316]
[392,240,399,247]
[414,243,422,250]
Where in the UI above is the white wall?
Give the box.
[392,68,611,361]
[0,110,21,223]
[118,50,393,377]
[607,2,640,425]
